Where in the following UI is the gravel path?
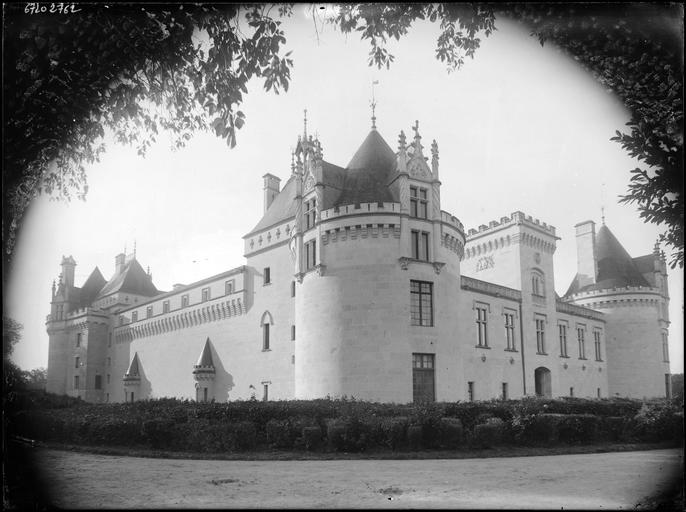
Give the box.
[31,448,682,509]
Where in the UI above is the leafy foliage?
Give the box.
[3,3,295,266]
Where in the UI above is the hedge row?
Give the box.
[6,391,683,453]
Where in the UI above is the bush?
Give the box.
[628,402,683,442]
[557,414,600,444]
[512,413,562,445]
[301,426,323,451]
[380,416,409,450]
[472,417,506,448]
[142,418,176,449]
[266,419,296,449]
[438,417,463,449]
[407,425,423,450]
[598,416,628,442]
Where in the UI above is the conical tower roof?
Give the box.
[595,225,650,288]
[125,353,140,377]
[98,258,159,298]
[79,267,106,306]
[195,338,215,368]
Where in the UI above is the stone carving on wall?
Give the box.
[407,158,430,180]
[304,174,315,194]
[475,255,495,272]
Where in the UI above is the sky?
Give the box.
[5,8,683,373]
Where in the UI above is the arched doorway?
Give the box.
[534,367,552,398]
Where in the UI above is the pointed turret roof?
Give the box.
[564,224,650,296]
[79,267,106,306]
[125,353,140,377]
[195,338,215,367]
[97,258,159,299]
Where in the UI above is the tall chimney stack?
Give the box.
[263,173,281,213]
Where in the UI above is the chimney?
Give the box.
[115,253,126,275]
[60,255,76,287]
[263,173,281,213]
[574,220,597,289]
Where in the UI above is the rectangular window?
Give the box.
[131,311,138,322]
[504,311,516,351]
[95,375,102,390]
[181,294,189,308]
[263,384,269,402]
[225,280,234,295]
[74,356,80,369]
[106,393,109,402]
[76,332,82,347]
[597,387,601,398]
[502,382,508,400]
[74,375,79,390]
[107,357,111,367]
[291,281,296,297]
[163,300,170,313]
[594,330,603,361]
[305,240,317,270]
[476,304,489,347]
[535,317,546,354]
[108,332,112,347]
[107,374,110,385]
[291,325,296,341]
[559,322,568,357]
[468,381,475,402]
[412,353,435,403]
[410,280,433,327]
[411,230,430,261]
[263,323,270,350]
[570,387,574,397]
[264,267,271,285]
[201,287,210,302]
[409,186,428,219]
[577,326,586,359]
[665,374,671,399]
[305,199,317,230]
[146,305,153,318]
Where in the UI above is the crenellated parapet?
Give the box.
[320,202,400,221]
[466,211,557,241]
[565,285,664,310]
[321,223,401,244]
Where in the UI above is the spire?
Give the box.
[133,239,137,260]
[303,108,308,139]
[653,239,661,256]
[412,120,423,155]
[398,130,406,152]
[431,139,439,179]
[370,80,379,130]
[601,206,605,225]
[124,353,140,379]
[290,150,296,174]
[51,280,56,299]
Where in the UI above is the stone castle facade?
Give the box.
[46,120,672,403]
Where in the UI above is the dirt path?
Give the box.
[30,448,682,509]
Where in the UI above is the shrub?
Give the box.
[266,419,296,449]
[142,418,176,449]
[301,426,323,451]
[512,413,562,445]
[628,402,683,442]
[438,417,463,449]
[557,414,600,444]
[472,417,506,448]
[407,425,423,450]
[598,416,628,442]
[380,416,409,450]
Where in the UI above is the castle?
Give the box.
[46,118,672,403]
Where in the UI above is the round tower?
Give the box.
[294,123,465,402]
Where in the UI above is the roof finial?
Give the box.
[124,242,127,256]
[370,80,379,130]
[133,239,137,259]
[601,206,605,225]
[290,150,295,173]
[601,182,606,225]
[412,120,423,154]
[303,108,308,139]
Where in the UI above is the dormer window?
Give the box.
[305,199,317,230]
[410,187,428,219]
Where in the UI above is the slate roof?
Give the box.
[195,338,215,367]
[564,224,650,296]
[79,267,106,306]
[246,129,399,237]
[97,258,159,299]
[125,353,140,377]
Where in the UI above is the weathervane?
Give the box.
[601,182,606,225]
[370,80,379,129]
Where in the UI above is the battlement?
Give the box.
[466,211,557,240]
[320,202,400,221]
[440,210,464,233]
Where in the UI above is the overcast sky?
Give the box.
[6,9,683,373]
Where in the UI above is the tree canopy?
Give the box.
[3,3,683,272]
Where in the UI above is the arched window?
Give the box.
[261,311,274,351]
[531,270,545,297]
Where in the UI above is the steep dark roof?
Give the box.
[125,353,140,377]
[248,175,298,235]
[333,130,398,207]
[97,259,159,298]
[564,224,650,296]
[79,267,106,306]
[246,129,399,237]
